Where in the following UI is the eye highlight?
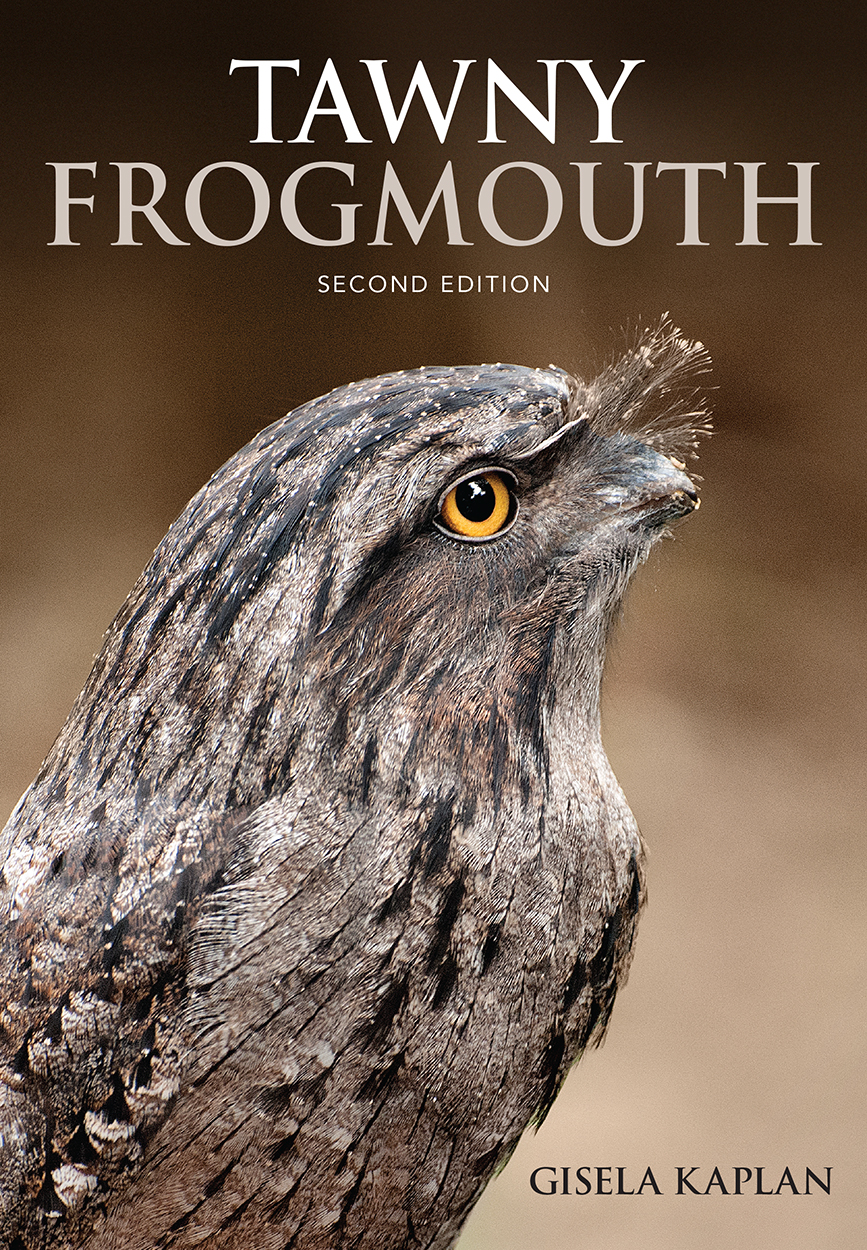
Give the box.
[437,470,516,541]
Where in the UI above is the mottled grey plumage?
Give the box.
[0,323,709,1249]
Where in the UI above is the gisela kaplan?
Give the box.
[530,1165,832,1196]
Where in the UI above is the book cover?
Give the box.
[1,3,862,1247]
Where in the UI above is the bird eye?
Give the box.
[437,470,516,541]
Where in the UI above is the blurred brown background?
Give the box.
[1,2,864,1247]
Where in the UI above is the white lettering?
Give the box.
[478,163,562,245]
[185,162,270,245]
[572,162,648,245]
[111,163,188,246]
[229,60,300,143]
[567,60,644,143]
[47,162,97,246]
[736,162,820,245]
[362,60,475,142]
[370,161,470,245]
[280,162,360,245]
[290,59,370,144]
[656,163,726,245]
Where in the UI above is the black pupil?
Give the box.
[455,477,496,523]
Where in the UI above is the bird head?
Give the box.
[30,321,708,839]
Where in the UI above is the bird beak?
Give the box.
[617,445,700,530]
